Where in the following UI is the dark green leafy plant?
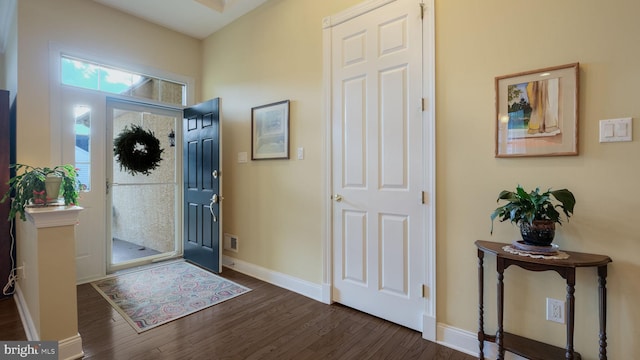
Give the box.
[113,125,164,176]
[1,164,80,221]
[490,185,575,234]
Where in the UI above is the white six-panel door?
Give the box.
[330,0,427,331]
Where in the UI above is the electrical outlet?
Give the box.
[16,261,26,280]
[546,298,565,324]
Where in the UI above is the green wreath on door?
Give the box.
[113,125,164,176]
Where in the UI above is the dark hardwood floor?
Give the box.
[1,268,475,360]
[0,295,26,341]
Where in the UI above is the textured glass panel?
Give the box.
[160,80,184,106]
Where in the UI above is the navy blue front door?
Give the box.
[183,98,221,272]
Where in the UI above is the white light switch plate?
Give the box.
[599,117,632,142]
[238,152,248,163]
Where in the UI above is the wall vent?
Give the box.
[223,233,238,252]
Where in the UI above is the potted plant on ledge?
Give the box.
[490,185,575,247]
[1,164,80,221]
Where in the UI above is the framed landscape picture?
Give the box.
[251,100,290,160]
[495,63,579,157]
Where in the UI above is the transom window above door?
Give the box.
[60,55,186,106]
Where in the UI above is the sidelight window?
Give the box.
[74,105,91,191]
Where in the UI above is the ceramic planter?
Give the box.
[519,220,555,246]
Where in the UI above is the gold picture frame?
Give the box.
[495,63,579,157]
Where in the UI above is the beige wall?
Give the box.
[436,0,639,358]
[11,0,638,356]
[202,0,362,283]
[17,0,202,166]
[204,0,639,357]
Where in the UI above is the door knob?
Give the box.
[332,194,343,202]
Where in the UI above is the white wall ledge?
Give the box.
[25,205,83,228]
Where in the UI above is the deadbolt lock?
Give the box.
[211,194,224,204]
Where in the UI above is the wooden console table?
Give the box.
[475,240,611,360]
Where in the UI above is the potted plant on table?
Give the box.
[490,185,575,247]
[1,164,80,221]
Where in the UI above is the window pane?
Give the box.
[160,80,184,105]
[60,55,186,106]
[130,77,157,100]
[74,105,91,191]
[62,57,99,90]
[99,67,133,95]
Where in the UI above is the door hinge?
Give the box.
[421,191,428,204]
[419,3,425,20]
[421,98,426,112]
[421,284,429,298]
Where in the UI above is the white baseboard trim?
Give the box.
[321,283,332,304]
[222,256,324,302]
[14,283,38,341]
[436,323,527,360]
[58,333,84,360]
[422,314,436,341]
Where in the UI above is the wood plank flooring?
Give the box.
[0,295,26,341]
[1,268,476,360]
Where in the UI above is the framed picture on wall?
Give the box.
[251,100,290,160]
[495,63,579,157]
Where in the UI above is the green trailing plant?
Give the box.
[1,164,80,221]
[490,185,575,234]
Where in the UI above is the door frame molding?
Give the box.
[105,99,185,273]
[48,43,194,280]
[321,0,437,341]
[49,42,195,166]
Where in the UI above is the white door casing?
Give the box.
[50,45,195,283]
[106,100,184,273]
[325,0,435,336]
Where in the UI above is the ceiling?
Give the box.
[2,0,265,54]
[93,0,268,39]
[0,0,266,53]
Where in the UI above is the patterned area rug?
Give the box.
[91,261,251,333]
